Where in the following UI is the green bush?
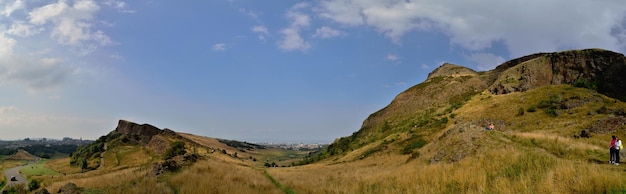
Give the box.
[517,107,525,116]
[545,109,558,117]
[527,106,537,112]
[164,141,186,160]
[29,179,40,191]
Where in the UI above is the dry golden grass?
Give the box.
[269,145,626,193]
[6,149,36,160]
[30,85,626,193]
[102,145,153,170]
[168,158,282,194]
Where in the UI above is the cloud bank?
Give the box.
[0,0,123,91]
[316,0,626,57]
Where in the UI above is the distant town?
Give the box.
[257,142,328,151]
[0,137,326,151]
[0,137,94,149]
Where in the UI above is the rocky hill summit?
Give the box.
[426,63,478,79]
[114,120,161,140]
[489,49,626,99]
[304,48,626,164]
[70,120,196,172]
[112,120,179,144]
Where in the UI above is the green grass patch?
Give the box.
[19,160,61,176]
[264,171,295,194]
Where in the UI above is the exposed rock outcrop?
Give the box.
[427,63,479,79]
[56,183,83,194]
[114,120,161,139]
[489,49,626,100]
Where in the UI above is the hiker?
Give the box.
[615,137,622,165]
[489,123,495,130]
[610,135,617,164]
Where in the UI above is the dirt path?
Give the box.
[2,163,31,191]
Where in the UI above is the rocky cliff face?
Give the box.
[488,49,626,100]
[114,120,161,138]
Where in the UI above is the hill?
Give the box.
[27,48,626,193]
[5,149,36,161]
[32,120,306,193]
[304,48,626,164]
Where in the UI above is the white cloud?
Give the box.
[103,0,134,13]
[421,64,430,70]
[252,25,269,34]
[0,0,116,92]
[7,22,43,37]
[213,43,226,51]
[0,34,16,56]
[317,0,626,56]
[466,52,506,71]
[1,0,25,17]
[28,0,112,49]
[386,54,399,61]
[278,3,311,52]
[314,26,344,39]
[252,25,269,40]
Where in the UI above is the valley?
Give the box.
[1,49,626,193]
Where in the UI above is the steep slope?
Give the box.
[307,48,626,163]
[42,120,286,194]
[489,49,626,100]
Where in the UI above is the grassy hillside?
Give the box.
[29,87,626,193]
[21,49,626,193]
[33,130,306,193]
[269,85,626,193]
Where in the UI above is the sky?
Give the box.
[1,0,626,143]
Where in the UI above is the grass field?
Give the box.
[20,160,61,176]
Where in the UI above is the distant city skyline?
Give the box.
[1,0,626,143]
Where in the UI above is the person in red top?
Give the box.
[610,135,617,164]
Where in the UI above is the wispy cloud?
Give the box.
[386,54,400,63]
[213,43,226,51]
[1,0,25,17]
[314,26,344,39]
[278,3,311,52]
[103,0,135,13]
[252,25,269,41]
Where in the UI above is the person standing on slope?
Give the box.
[610,135,617,164]
[615,137,622,165]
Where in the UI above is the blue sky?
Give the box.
[1,0,626,143]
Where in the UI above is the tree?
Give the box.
[80,158,88,172]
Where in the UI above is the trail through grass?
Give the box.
[264,170,295,194]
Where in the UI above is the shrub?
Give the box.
[29,179,40,191]
[545,109,558,117]
[527,106,537,112]
[164,141,186,160]
[517,107,525,116]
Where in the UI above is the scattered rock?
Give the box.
[34,189,50,194]
[587,116,626,134]
[57,183,83,194]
